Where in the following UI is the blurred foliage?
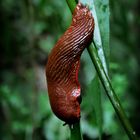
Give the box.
[0,0,140,140]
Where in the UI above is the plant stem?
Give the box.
[66,0,76,13]
[70,121,83,140]
[88,43,138,140]
[66,0,138,139]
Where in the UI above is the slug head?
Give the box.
[72,3,93,24]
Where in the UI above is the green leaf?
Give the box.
[94,0,110,66]
[81,0,110,73]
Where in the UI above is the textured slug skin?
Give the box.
[46,3,94,124]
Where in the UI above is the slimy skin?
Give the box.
[46,3,94,124]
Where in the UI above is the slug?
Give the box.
[46,3,94,124]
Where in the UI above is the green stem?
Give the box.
[66,0,138,139]
[66,0,77,13]
[70,121,83,140]
[88,43,138,140]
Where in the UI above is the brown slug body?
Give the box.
[46,3,94,124]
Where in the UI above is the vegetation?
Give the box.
[0,0,140,140]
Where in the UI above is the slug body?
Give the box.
[46,3,94,124]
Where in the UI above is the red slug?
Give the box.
[46,3,94,124]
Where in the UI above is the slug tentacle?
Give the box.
[46,3,94,124]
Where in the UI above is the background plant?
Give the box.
[0,0,140,140]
